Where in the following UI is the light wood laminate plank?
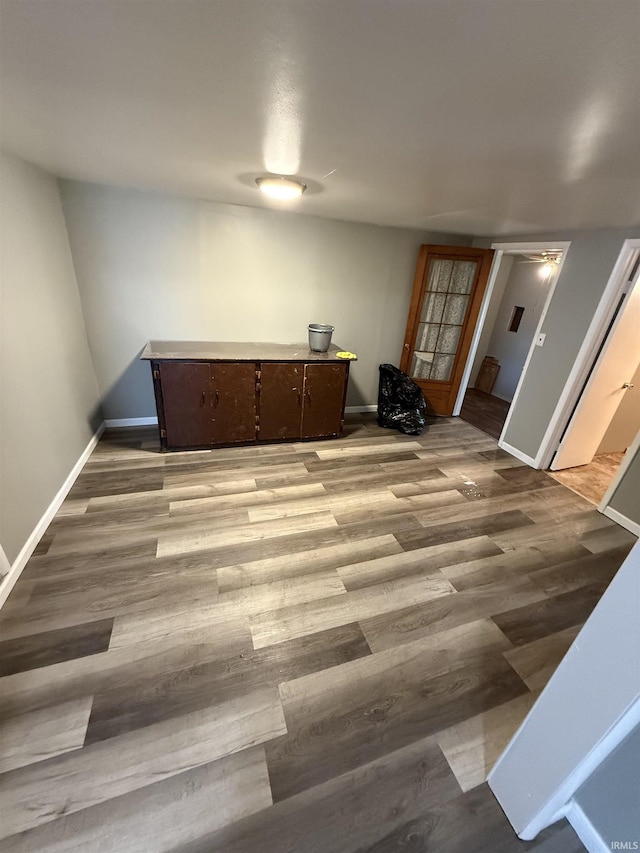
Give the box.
[360,575,547,653]
[157,510,339,556]
[0,689,285,839]
[250,571,456,649]
[337,535,502,591]
[2,747,273,853]
[217,534,402,592]
[0,697,93,774]
[169,482,326,517]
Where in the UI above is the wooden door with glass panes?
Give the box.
[400,245,495,416]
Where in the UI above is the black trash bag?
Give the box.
[377,363,428,435]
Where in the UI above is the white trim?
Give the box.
[498,245,570,456]
[0,424,105,610]
[491,241,572,254]
[565,802,609,853]
[453,249,504,416]
[602,506,640,538]
[599,429,640,513]
[104,416,158,427]
[345,405,377,414]
[0,545,10,577]
[497,440,537,468]
[536,238,640,470]
[515,696,640,841]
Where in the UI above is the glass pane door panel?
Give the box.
[411,352,434,379]
[427,259,454,292]
[442,294,468,325]
[432,354,455,381]
[450,261,477,293]
[415,322,440,351]
[420,291,446,323]
[436,325,462,354]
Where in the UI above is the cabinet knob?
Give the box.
[623,382,635,389]
[404,343,410,350]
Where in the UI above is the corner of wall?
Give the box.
[0,422,105,610]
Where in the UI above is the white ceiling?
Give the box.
[1,0,639,236]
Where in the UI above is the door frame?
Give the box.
[549,255,640,471]
[453,241,571,461]
[535,238,640,470]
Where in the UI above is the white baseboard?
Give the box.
[566,802,609,853]
[104,417,158,428]
[345,405,377,414]
[0,423,105,610]
[498,440,537,468]
[602,506,640,537]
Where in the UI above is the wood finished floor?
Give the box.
[1,414,636,852]
[459,388,511,440]
[550,451,625,505]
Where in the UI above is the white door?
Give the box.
[551,274,640,470]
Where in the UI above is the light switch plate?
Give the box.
[536,333,546,347]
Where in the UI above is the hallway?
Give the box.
[459,388,510,440]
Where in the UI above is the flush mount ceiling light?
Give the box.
[255,176,307,201]
[521,251,563,266]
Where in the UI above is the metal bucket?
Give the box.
[308,323,334,352]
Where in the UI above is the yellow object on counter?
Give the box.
[336,351,357,359]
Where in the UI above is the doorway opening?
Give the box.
[547,249,640,505]
[456,243,569,442]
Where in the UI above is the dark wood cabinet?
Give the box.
[258,361,348,441]
[143,341,354,451]
[211,362,257,444]
[259,363,304,441]
[158,361,215,448]
[302,363,347,438]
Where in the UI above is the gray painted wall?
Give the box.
[574,723,640,848]
[474,229,640,460]
[0,152,102,564]
[608,442,640,526]
[60,182,469,420]
[485,258,554,402]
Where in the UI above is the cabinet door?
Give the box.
[159,361,214,448]
[302,363,347,438]
[259,363,304,440]
[211,362,257,444]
